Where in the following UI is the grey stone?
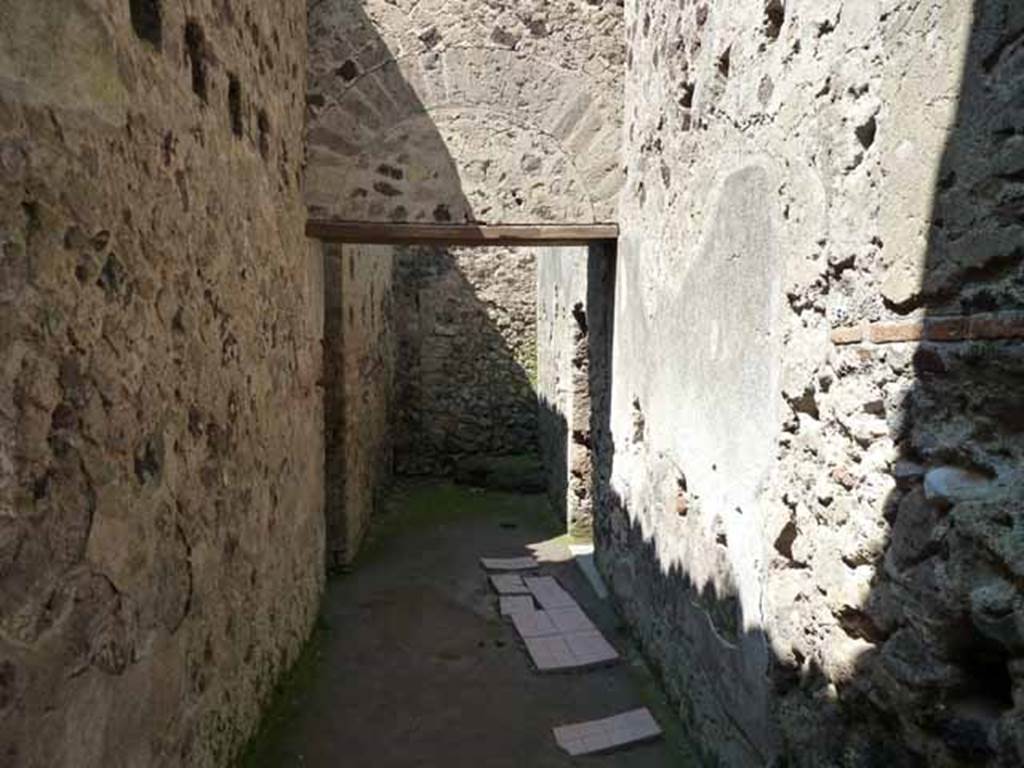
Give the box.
[923,467,995,507]
[969,582,1023,653]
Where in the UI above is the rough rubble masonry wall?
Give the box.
[394,246,538,475]
[306,0,624,224]
[323,244,394,565]
[0,2,323,766]
[600,1,1024,765]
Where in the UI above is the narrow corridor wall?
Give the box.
[0,2,323,765]
[323,244,395,565]
[600,1,1024,765]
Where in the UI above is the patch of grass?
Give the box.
[465,453,542,477]
[233,615,330,768]
[620,635,703,765]
[353,480,559,568]
[454,452,547,493]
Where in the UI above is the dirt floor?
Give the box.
[240,481,700,767]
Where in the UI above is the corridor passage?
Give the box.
[240,482,698,767]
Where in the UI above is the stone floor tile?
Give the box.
[523,576,578,610]
[480,556,539,571]
[489,574,530,594]
[524,631,620,672]
[553,723,587,742]
[553,708,662,756]
[524,635,576,671]
[547,605,596,634]
[564,630,619,666]
[559,738,588,757]
[499,595,536,616]
[511,610,559,639]
[582,729,616,753]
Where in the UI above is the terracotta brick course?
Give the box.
[830,325,864,345]
[969,311,1024,340]
[868,321,925,344]
[832,312,1024,346]
[924,316,969,341]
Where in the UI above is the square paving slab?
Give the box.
[553,708,663,756]
[511,610,559,638]
[524,630,619,672]
[499,595,537,616]
[490,574,531,594]
[480,556,540,571]
[546,605,596,635]
[509,605,596,640]
[563,630,619,667]
[523,576,578,610]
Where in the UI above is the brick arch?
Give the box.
[305,46,621,223]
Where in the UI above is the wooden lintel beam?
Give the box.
[305,220,619,246]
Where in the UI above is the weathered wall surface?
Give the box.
[0,2,323,766]
[599,0,1024,766]
[323,244,394,565]
[394,246,538,475]
[536,246,594,536]
[306,0,625,223]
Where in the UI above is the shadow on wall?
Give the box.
[590,3,1024,766]
[306,1,620,224]
[391,245,540,477]
[307,0,472,224]
[323,242,396,566]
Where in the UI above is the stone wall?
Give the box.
[394,246,538,475]
[598,0,1024,766]
[0,2,323,766]
[323,244,395,566]
[306,0,625,224]
[536,246,594,536]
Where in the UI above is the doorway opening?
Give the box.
[310,221,617,568]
